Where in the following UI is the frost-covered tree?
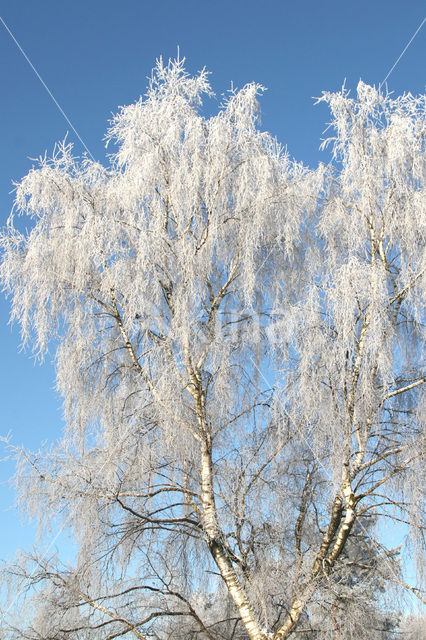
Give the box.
[0,58,425,640]
[159,522,402,640]
[399,613,426,640]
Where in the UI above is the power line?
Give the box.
[381,16,426,87]
[0,14,95,160]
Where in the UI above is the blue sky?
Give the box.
[0,0,424,575]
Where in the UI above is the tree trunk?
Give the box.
[273,597,306,639]
[200,442,267,640]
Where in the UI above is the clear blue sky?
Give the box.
[0,0,425,570]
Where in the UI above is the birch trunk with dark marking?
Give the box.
[201,442,267,640]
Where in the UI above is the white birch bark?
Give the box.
[200,442,267,640]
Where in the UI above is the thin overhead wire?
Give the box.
[0,15,97,622]
[381,16,426,87]
[0,14,95,160]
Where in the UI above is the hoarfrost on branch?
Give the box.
[0,58,425,639]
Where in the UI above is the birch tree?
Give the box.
[1,58,425,640]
